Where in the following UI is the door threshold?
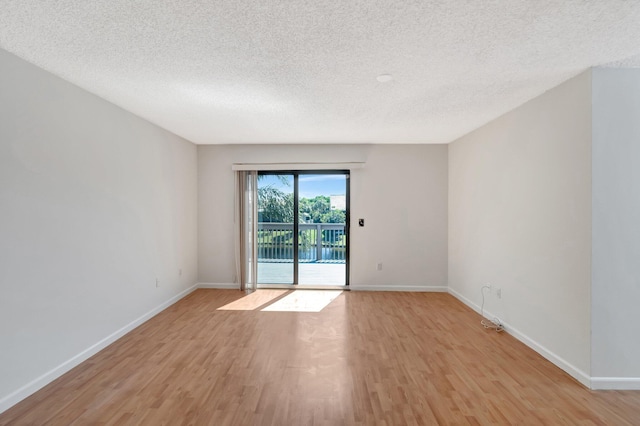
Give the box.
[257,284,349,291]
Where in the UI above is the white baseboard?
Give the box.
[591,377,640,390]
[197,282,239,289]
[0,283,199,415]
[197,283,448,292]
[350,285,448,292]
[447,287,592,388]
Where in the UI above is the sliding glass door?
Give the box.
[257,171,349,286]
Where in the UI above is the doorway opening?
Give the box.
[256,171,349,287]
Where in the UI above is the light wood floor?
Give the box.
[2,290,639,425]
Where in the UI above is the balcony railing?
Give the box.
[258,222,346,263]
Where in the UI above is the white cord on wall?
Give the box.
[480,285,504,332]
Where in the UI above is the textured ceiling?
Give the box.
[2,1,640,144]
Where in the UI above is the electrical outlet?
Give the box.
[156,278,160,288]
[496,288,502,299]
[377,262,383,271]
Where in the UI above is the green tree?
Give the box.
[299,195,331,223]
[258,186,293,222]
[320,210,345,223]
[257,174,294,223]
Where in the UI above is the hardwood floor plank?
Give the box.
[2,290,640,425]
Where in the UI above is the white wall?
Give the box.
[448,71,592,385]
[0,49,198,410]
[198,144,448,290]
[591,68,640,385]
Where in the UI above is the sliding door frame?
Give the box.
[257,169,350,287]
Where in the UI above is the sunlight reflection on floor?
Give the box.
[261,290,343,312]
[216,289,288,311]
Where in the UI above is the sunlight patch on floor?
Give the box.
[217,289,288,311]
[261,290,343,312]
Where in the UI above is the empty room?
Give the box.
[2,1,640,424]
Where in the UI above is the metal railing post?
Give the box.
[316,223,322,261]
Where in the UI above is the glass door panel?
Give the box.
[257,174,294,284]
[298,174,347,285]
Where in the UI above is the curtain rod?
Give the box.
[231,162,365,171]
